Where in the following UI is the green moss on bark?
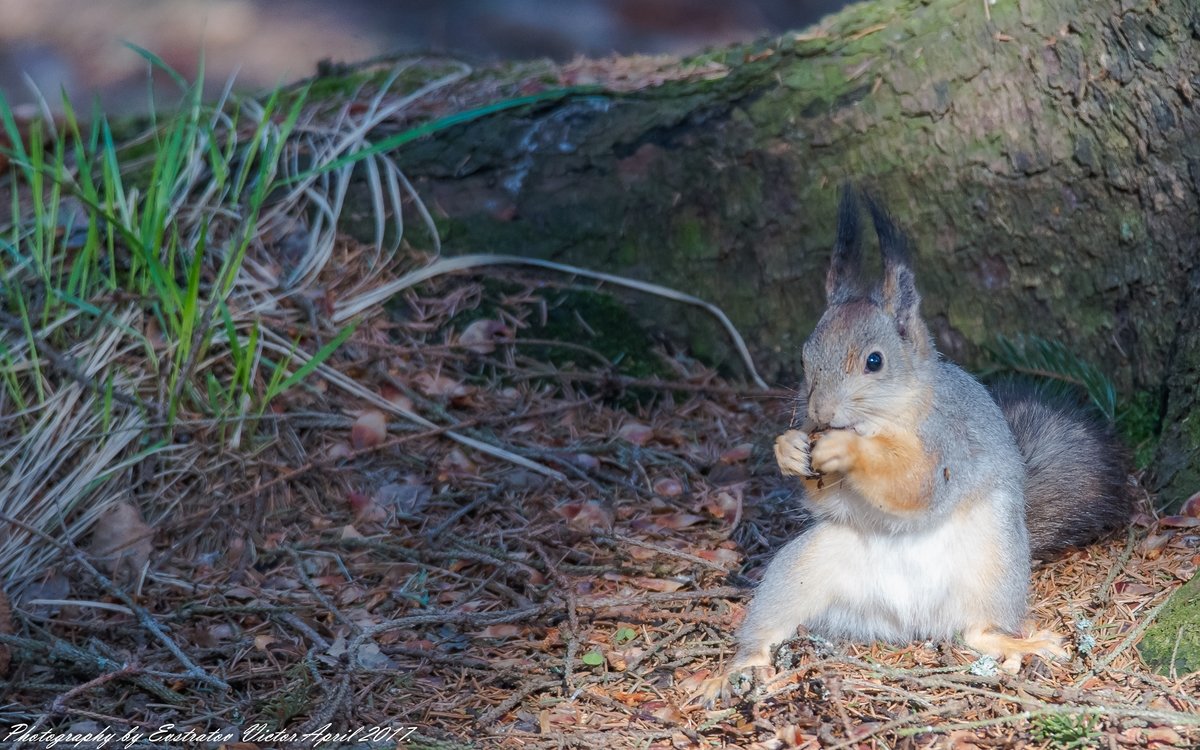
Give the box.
[1137,574,1200,676]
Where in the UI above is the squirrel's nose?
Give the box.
[810,397,834,427]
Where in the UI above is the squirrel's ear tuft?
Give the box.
[825,184,864,303]
[864,192,926,344]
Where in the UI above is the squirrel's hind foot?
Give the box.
[690,664,774,707]
[964,625,1069,673]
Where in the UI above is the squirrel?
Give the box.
[698,187,1132,703]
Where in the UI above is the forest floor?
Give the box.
[1,52,1198,750]
[7,250,1200,750]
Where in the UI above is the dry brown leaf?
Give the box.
[675,668,710,694]
[459,318,511,354]
[415,372,471,399]
[627,546,657,562]
[652,512,704,531]
[88,501,154,579]
[379,383,415,412]
[617,421,654,445]
[1179,491,1200,517]
[1159,515,1200,528]
[696,548,740,566]
[1113,581,1155,597]
[572,453,600,470]
[1139,532,1172,556]
[652,477,683,497]
[650,703,685,723]
[438,448,478,476]
[702,488,743,520]
[606,650,628,671]
[630,577,684,593]
[610,690,654,706]
[776,724,812,748]
[478,624,522,639]
[376,483,432,516]
[719,443,754,464]
[350,410,387,449]
[555,500,613,531]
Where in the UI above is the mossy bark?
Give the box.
[333,0,1200,676]
[360,0,1200,506]
[1137,573,1200,676]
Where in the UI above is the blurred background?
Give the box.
[0,0,849,113]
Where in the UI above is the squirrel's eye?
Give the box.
[865,351,883,373]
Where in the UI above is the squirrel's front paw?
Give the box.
[775,430,815,478]
[810,429,859,475]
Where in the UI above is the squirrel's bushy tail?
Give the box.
[991,381,1134,560]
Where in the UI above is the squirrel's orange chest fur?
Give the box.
[798,428,936,516]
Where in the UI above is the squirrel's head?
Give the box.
[800,187,936,435]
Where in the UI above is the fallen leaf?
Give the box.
[652,512,705,531]
[459,319,511,354]
[439,448,477,475]
[350,410,387,449]
[777,724,812,748]
[702,488,743,521]
[555,501,613,531]
[630,577,684,593]
[356,641,395,669]
[1139,533,1171,556]
[478,624,522,638]
[415,372,471,400]
[572,453,600,470]
[610,690,653,706]
[88,501,154,579]
[1159,515,1200,528]
[675,668,710,694]
[1180,491,1200,518]
[618,421,654,445]
[379,383,415,412]
[1113,581,1155,597]
[651,703,685,723]
[376,483,432,516]
[719,443,754,464]
[346,491,373,516]
[606,649,627,671]
[652,477,683,497]
[697,548,741,566]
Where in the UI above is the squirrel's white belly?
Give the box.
[801,493,1008,642]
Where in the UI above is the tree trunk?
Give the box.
[380,0,1200,506]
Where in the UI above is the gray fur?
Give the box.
[991,380,1133,559]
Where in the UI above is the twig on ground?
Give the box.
[0,513,230,692]
[1075,591,1178,688]
[476,678,559,726]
